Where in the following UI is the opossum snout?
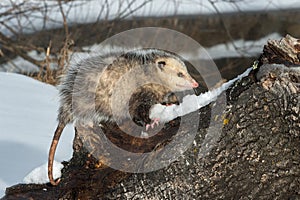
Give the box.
[176,79,199,90]
[192,81,199,88]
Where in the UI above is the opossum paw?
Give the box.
[146,118,160,131]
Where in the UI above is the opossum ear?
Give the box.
[156,60,166,71]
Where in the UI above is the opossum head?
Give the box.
[154,56,199,92]
[122,48,199,92]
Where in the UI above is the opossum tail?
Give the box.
[48,123,65,186]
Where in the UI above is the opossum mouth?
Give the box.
[176,83,195,89]
[176,82,198,89]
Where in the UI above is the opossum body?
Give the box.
[48,48,199,185]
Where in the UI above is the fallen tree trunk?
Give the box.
[3,35,300,200]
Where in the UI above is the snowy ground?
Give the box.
[0,72,74,197]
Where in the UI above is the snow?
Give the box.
[23,161,63,184]
[202,33,282,59]
[0,51,57,73]
[150,67,252,122]
[0,72,74,198]
[0,178,8,197]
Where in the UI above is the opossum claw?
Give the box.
[146,118,160,131]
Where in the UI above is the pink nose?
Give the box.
[192,81,199,88]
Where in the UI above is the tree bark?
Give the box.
[3,35,300,200]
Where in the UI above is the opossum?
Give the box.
[48,48,199,185]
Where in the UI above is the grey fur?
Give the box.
[57,48,193,126]
[48,48,199,185]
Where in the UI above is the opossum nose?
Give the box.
[192,81,199,88]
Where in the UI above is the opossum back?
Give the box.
[57,54,117,125]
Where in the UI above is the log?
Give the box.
[3,35,300,200]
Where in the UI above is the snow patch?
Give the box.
[0,72,74,198]
[150,67,252,121]
[0,178,8,195]
[180,32,282,60]
[204,33,282,59]
[23,161,63,184]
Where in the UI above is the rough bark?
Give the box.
[2,35,300,200]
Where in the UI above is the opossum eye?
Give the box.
[177,72,184,77]
[157,61,166,70]
[158,61,166,65]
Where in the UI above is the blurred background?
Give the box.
[1,0,300,84]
